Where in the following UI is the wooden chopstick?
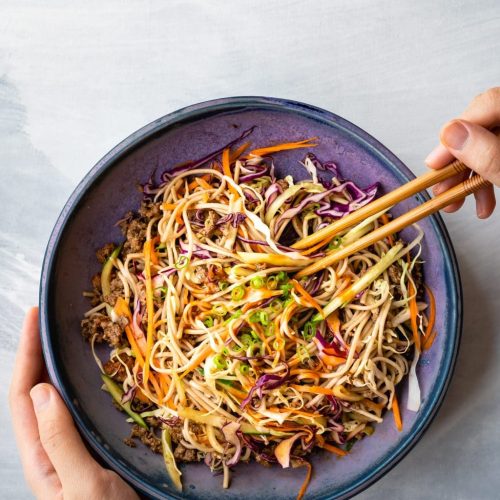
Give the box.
[295,175,490,278]
[292,159,468,250]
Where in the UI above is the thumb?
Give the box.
[30,383,100,489]
[440,119,500,186]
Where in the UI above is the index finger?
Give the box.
[426,87,500,169]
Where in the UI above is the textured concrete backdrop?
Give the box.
[1,1,499,498]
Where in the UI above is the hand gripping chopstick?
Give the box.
[295,173,490,278]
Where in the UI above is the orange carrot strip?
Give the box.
[299,237,331,256]
[162,203,178,211]
[143,240,156,385]
[196,177,212,190]
[114,298,147,361]
[124,325,145,365]
[179,345,214,379]
[424,284,436,339]
[322,442,348,456]
[380,214,394,245]
[230,141,250,162]
[316,435,348,456]
[392,393,403,432]
[222,148,238,195]
[422,329,437,351]
[175,210,184,225]
[408,281,421,353]
[150,236,160,265]
[291,384,334,396]
[291,279,323,315]
[248,137,318,157]
[296,460,312,500]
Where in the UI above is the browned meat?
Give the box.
[103,274,124,306]
[81,314,123,347]
[96,243,116,264]
[169,425,184,444]
[197,210,217,239]
[145,417,161,428]
[130,425,162,454]
[123,437,136,448]
[87,273,103,306]
[103,354,135,382]
[413,261,424,300]
[139,200,161,219]
[388,263,402,286]
[173,444,200,462]
[124,219,147,254]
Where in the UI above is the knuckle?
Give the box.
[480,141,500,180]
[473,87,500,107]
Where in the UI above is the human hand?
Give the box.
[9,307,139,500]
[425,87,500,218]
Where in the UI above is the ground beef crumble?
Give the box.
[103,353,135,383]
[128,425,163,454]
[96,243,116,264]
[81,314,123,347]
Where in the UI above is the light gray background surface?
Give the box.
[1,1,499,498]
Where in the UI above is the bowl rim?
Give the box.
[39,95,462,500]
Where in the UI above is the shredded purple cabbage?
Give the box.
[240,364,290,408]
[121,385,137,404]
[179,240,213,259]
[216,212,247,228]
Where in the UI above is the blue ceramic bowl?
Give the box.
[40,97,462,499]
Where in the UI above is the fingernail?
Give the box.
[441,121,469,150]
[30,385,51,411]
[433,183,443,196]
[425,146,442,166]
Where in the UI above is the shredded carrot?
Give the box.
[124,325,145,364]
[150,236,160,265]
[175,210,184,225]
[408,281,421,352]
[162,203,178,211]
[380,214,394,245]
[316,435,348,456]
[142,240,156,385]
[299,236,332,256]
[222,148,238,195]
[216,382,247,400]
[179,345,215,379]
[134,386,150,403]
[114,298,146,361]
[149,375,164,401]
[248,137,318,158]
[424,284,436,339]
[230,141,250,162]
[422,329,437,351]
[291,384,334,396]
[323,442,349,456]
[291,279,323,315]
[296,460,312,500]
[392,393,403,432]
[326,310,340,334]
[196,177,212,191]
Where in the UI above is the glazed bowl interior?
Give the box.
[40,97,461,500]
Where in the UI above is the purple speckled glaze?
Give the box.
[39,97,461,500]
